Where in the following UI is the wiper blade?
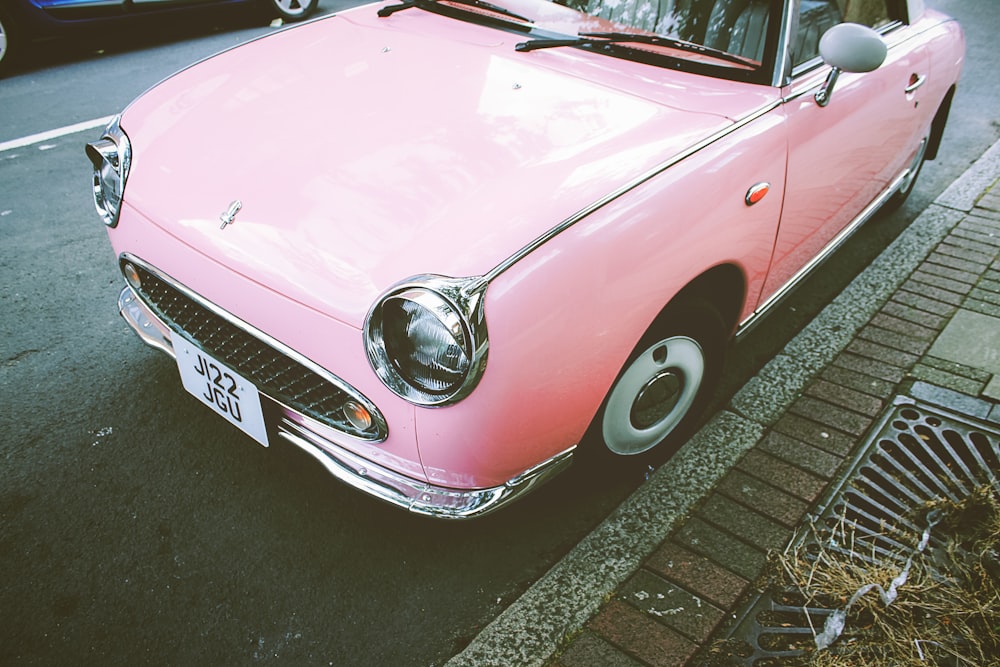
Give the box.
[516,31,755,67]
[378,0,532,23]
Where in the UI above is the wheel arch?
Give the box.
[925,85,956,161]
[656,263,747,336]
[583,264,744,463]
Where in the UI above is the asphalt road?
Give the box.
[1,1,998,665]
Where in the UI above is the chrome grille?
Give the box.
[122,257,385,441]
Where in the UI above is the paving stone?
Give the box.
[977,192,1000,214]
[832,351,909,383]
[857,324,933,357]
[964,297,1000,319]
[926,250,990,274]
[918,261,980,286]
[858,324,933,357]
[844,339,920,371]
[880,300,948,330]
[910,268,974,296]
[737,449,829,502]
[645,542,750,609]
[947,229,1000,254]
[963,211,1000,230]
[788,396,874,436]
[899,279,965,306]
[588,600,699,667]
[697,495,791,553]
[975,276,1000,295]
[910,265,973,295]
[958,208,1000,228]
[917,355,993,382]
[716,468,810,528]
[756,431,843,479]
[929,309,1000,375]
[804,379,885,417]
[772,412,854,456]
[936,241,995,267]
[985,375,1000,401]
[951,224,1000,250]
[869,312,938,342]
[819,365,895,400]
[554,632,644,667]
[673,517,767,581]
[620,569,726,643]
[969,286,1000,307]
[910,381,996,419]
[891,290,959,317]
[909,363,988,396]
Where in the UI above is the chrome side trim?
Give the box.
[773,0,798,87]
[483,98,782,283]
[281,419,576,519]
[734,166,911,336]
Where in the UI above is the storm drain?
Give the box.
[710,396,1000,666]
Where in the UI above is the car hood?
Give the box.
[120,2,770,327]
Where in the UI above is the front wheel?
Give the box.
[591,300,726,466]
[265,0,319,22]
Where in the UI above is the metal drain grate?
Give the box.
[711,396,1000,666]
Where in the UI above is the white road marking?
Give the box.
[0,116,115,153]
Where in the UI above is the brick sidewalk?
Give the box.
[549,185,1000,667]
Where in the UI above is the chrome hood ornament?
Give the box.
[219,200,242,229]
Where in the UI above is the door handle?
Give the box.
[904,74,927,94]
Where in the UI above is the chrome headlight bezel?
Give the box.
[365,275,489,407]
[85,116,131,228]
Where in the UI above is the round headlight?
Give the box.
[366,277,488,406]
[85,117,131,228]
[383,291,470,394]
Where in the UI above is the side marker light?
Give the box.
[745,183,770,206]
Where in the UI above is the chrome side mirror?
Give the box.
[815,23,888,107]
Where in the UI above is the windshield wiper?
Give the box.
[378,0,532,23]
[516,31,756,67]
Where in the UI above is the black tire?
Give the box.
[584,299,726,468]
[883,136,928,213]
[264,0,319,22]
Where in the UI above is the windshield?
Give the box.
[556,0,774,63]
[382,0,780,80]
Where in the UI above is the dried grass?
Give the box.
[772,485,1000,666]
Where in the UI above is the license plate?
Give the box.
[173,335,269,447]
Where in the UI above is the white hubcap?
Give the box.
[602,336,704,455]
[274,0,309,16]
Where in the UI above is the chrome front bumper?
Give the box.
[118,285,575,519]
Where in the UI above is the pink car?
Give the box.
[87,0,964,518]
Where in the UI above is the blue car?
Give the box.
[0,0,319,73]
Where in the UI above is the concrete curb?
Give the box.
[446,138,1000,667]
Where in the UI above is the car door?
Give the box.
[759,0,932,302]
